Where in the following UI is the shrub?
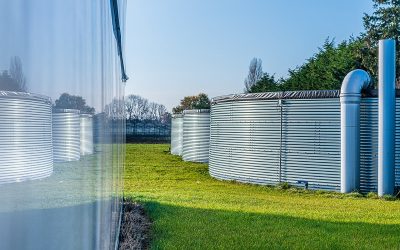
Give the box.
[345,192,363,198]
[366,192,378,199]
[276,182,291,190]
[382,194,396,201]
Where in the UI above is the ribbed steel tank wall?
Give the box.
[171,114,183,156]
[182,109,210,162]
[210,100,281,185]
[210,93,400,192]
[281,99,341,190]
[360,98,400,192]
[210,97,342,190]
[0,91,53,184]
[80,114,94,155]
[52,109,81,162]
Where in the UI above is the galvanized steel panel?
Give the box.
[171,115,183,155]
[80,114,94,155]
[182,110,210,162]
[210,98,342,190]
[210,93,400,192]
[210,100,281,185]
[0,92,53,184]
[360,98,400,192]
[280,99,341,191]
[53,109,80,162]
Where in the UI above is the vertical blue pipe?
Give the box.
[340,70,371,193]
[378,39,396,196]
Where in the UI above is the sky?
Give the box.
[125,0,374,111]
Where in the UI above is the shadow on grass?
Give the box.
[141,201,400,249]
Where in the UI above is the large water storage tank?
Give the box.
[0,91,53,184]
[52,109,81,162]
[209,91,342,190]
[171,113,183,155]
[80,114,94,155]
[182,109,210,163]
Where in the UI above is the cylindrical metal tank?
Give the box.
[0,91,53,184]
[182,109,210,163]
[210,91,400,192]
[209,91,342,190]
[171,113,183,156]
[80,114,94,155]
[52,109,81,162]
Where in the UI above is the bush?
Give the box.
[276,182,291,190]
[382,194,397,201]
[345,192,363,198]
[366,192,378,199]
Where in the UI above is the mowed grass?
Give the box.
[124,144,400,249]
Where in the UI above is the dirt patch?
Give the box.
[119,200,151,250]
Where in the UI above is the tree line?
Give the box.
[54,93,171,123]
[245,0,400,93]
[125,94,170,123]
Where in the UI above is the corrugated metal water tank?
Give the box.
[171,113,183,156]
[80,114,94,155]
[209,91,342,190]
[0,91,53,184]
[210,91,400,192]
[182,109,210,162]
[52,109,81,162]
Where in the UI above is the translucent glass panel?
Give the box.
[0,0,126,249]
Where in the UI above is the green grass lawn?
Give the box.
[124,144,400,249]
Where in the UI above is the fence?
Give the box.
[126,120,171,143]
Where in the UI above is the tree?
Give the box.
[0,71,19,91]
[125,95,136,120]
[125,94,170,122]
[156,104,168,122]
[172,93,211,114]
[0,56,27,92]
[9,56,27,92]
[282,38,364,90]
[362,0,400,86]
[248,73,281,93]
[244,58,263,92]
[125,94,143,120]
[104,98,124,120]
[54,93,95,114]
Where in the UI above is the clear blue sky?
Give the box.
[125,0,374,111]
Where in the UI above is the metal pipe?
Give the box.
[278,99,283,183]
[378,39,396,196]
[340,69,371,193]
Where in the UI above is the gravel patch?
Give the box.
[119,201,151,250]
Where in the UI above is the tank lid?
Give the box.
[183,109,210,114]
[211,90,340,104]
[53,108,80,114]
[0,91,52,104]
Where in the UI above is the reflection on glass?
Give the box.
[0,0,126,249]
